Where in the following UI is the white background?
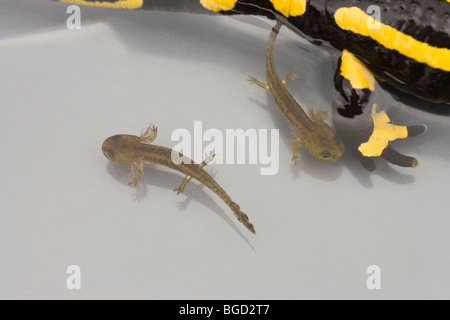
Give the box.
[1,0,449,299]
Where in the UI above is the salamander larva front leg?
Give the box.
[129,161,144,186]
[290,129,303,165]
[282,70,299,85]
[140,124,158,145]
[173,152,215,195]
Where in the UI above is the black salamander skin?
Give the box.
[137,0,450,104]
[54,0,450,103]
[279,0,450,104]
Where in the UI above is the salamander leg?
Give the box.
[332,50,427,171]
[140,124,158,144]
[129,161,144,186]
[174,175,192,195]
[247,76,269,90]
[248,70,298,90]
[173,152,215,195]
[282,70,299,85]
[380,146,418,168]
[357,104,427,166]
[290,132,303,165]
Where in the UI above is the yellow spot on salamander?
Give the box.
[200,0,237,12]
[340,50,375,91]
[358,105,408,157]
[334,7,450,72]
[59,0,143,9]
[270,0,307,17]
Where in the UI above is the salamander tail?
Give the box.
[230,202,256,234]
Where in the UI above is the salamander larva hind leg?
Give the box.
[247,76,270,90]
[247,70,298,90]
[173,152,215,195]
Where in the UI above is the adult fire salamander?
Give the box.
[55,0,447,169]
[56,0,450,104]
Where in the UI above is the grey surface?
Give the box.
[1,0,449,299]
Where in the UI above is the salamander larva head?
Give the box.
[305,125,345,162]
[315,146,345,161]
[322,136,345,162]
[102,134,139,164]
[102,136,121,162]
